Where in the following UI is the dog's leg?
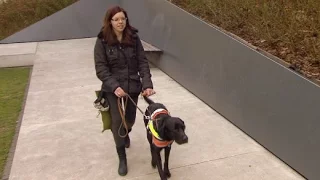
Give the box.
[154,148,167,180]
[164,146,171,178]
[150,144,156,168]
[147,132,156,168]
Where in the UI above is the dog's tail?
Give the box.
[143,95,155,105]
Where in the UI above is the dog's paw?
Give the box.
[151,160,156,168]
[160,175,168,180]
[164,170,171,178]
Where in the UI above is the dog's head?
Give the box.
[162,117,188,145]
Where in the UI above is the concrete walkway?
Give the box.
[4,38,304,180]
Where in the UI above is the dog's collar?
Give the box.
[150,108,169,120]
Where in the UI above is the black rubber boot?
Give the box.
[116,146,127,176]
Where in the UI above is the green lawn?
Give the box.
[0,67,31,178]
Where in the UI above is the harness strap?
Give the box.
[119,94,173,148]
[152,136,174,148]
[147,108,174,147]
[147,108,169,140]
[148,121,162,140]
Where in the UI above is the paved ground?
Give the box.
[4,38,305,180]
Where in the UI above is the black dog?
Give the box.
[143,96,188,180]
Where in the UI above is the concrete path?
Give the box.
[5,38,304,180]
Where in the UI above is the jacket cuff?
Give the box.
[142,80,153,90]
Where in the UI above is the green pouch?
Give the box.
[94,91,112,132]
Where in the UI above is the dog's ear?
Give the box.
[173,118,185,130]
[179,119,186,130]
[156,119,167,138]
[165,117,176,131]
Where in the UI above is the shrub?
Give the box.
[171,0,320,81]
[0,0,78,40]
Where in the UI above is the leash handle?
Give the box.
[121,97,125,115]
[117,96,129,138]
[117,93,153,138]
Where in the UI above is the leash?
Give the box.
[117,92,163,137]
[117,92,166,138]
[117,96,129,138]
[117,93,153,138]
[120,94,171,148]
[126,93,152,120]
[125,93,163,130]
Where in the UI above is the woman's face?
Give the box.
[111,12,127,34]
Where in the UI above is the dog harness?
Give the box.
[147,108,174,148]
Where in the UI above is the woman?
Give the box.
[94,6,155,176]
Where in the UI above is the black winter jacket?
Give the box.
[94,30,153,94]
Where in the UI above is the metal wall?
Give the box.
[0,0,119,43]
[122,0,320,179]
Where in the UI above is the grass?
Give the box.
[0,67,31,178]
[170,0,320,81]
[0,1,76,177]
[0,0,78,40]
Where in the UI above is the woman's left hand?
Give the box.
[142,88,156,97]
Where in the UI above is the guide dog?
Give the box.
[143,96,188,180]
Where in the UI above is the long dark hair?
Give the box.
[102,6,137,46]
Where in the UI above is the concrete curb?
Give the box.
[0,40,160,68]
[0,42,38,68]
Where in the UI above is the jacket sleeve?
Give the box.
[136,35,153,90]
[94,38,120,92]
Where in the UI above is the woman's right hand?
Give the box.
[114,87,126,97]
